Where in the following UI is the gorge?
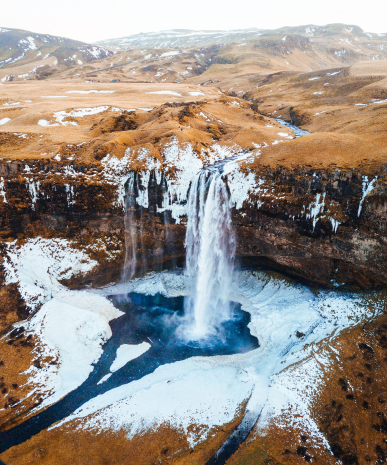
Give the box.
[1,22,387,465]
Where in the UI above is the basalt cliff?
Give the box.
[1,23,387,465]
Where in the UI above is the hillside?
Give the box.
[95,24,386,50]
[64,23,387,85]
[2,24,387,86]
[2,21,387,465]
[0,27,113,81]
[95,28,265,50]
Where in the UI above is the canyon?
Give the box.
[1,22,387,464]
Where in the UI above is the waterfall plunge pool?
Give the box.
[0,282,259,455]
[108,292,259,355]
[0,267,382,457]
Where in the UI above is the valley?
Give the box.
[1,22,387,464]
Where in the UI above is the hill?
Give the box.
[0,27,113,81]
[76,23,387,86]
[95,28,265,50]
[95,23,386,51]
[2,24,387,85]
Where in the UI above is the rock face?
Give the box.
[233,167,387,289]
[0,161,186,288]
[2,22,387,465]
[0,151,386,290]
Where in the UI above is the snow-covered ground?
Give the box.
[2,238,382,451]
[2,239,122,412]
[146,90,182,96]
[46,263,381,449]
[88,271,376,451]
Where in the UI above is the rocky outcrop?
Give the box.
[232,166,387,289]
[0,141,386,291]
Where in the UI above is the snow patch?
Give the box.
[53,106,110,125]
[66,90,115,94]
[146,90,182,96]
[358,176,377,216]
[160,51,181,58]
[110,343,151,372]
[38,120,59,127]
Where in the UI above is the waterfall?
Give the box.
[123,173,137,281]
[122,166,236,341]
[123,171,170,281]
[183,169,236,340]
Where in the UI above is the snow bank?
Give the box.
[3,238,98,310]
[3,238,122,411]
[54,269,374,448]
[24,295,115,409]
[110,342,151,372]
[53,359,254,447]
[146,90,182,96]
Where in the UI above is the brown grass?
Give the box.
[243,132,387,173]
[1,404,247,465]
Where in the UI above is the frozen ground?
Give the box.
[2,239,382,451]
[86,271,378,450]
[2,239,123,412]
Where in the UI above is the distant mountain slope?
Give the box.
[94,28,264,50]
[95,24,387,51]
[2,24,387,84]
[74,23,387,88]
[0,27,113,72]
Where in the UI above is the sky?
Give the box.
[2,0,386,43]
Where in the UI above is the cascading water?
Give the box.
[1,164,258,457]
[183,168,236,340]
[123,171,170,281]
[122,164,238,342]
[123,172,138,281]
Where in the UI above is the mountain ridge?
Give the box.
[95,23,387,50]
[0,26,113,80]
